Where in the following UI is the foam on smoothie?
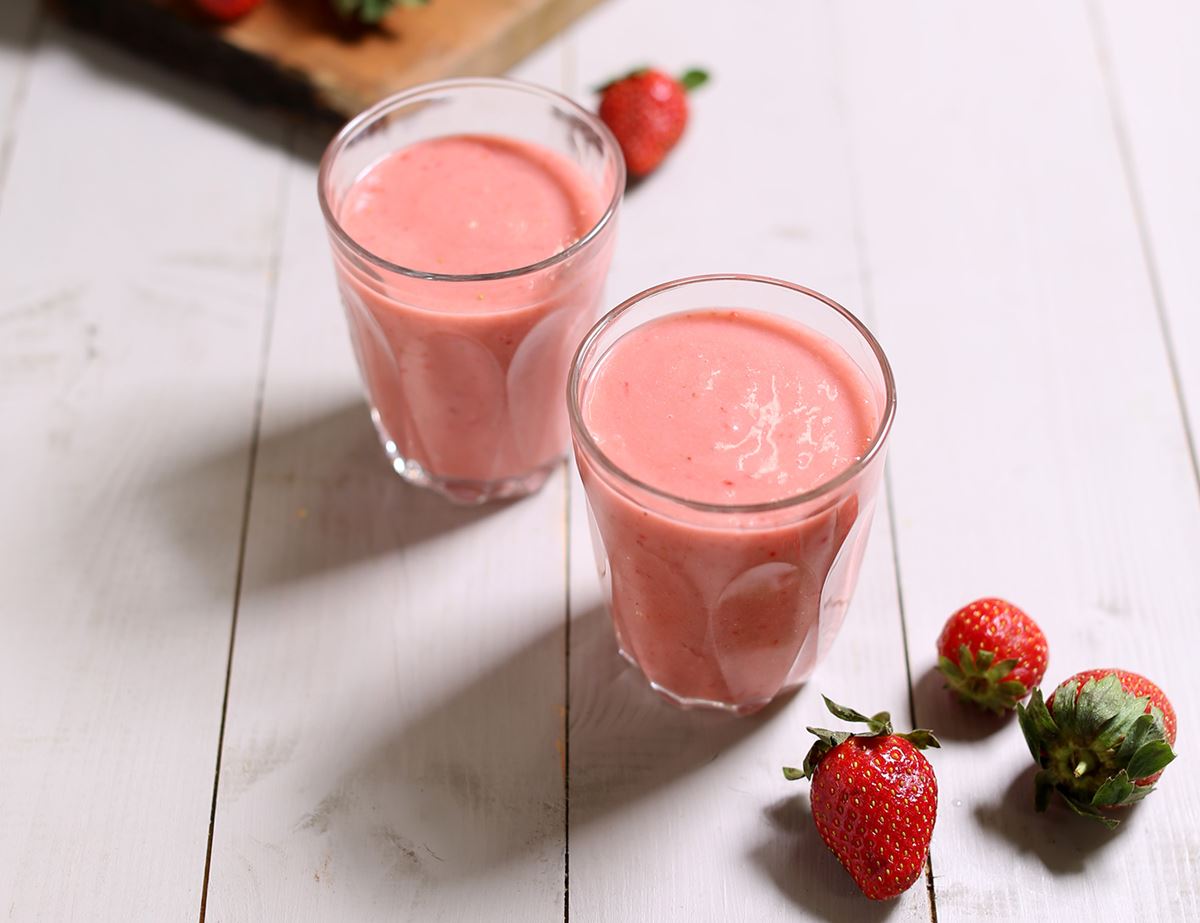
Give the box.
[583,309,880,505]
[339,134,603,279]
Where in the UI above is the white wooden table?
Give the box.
[3,1,1198,920]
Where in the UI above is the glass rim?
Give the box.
[567,274,898,515]
[317,76,626,284]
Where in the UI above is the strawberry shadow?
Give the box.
[972,765,1131,873]
[747,795,910,921]
[912,665,1013,741]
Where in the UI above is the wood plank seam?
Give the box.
[1086,0,1200,499]
[196,128,295,923]
[561,457,571,923]
[0,4,43,219]
[830,12,939,919]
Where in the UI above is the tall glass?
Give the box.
[568,275,896,714]
[320,78,623,504]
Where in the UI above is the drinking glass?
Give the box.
[320,78,624,504]
[568,275,896,714]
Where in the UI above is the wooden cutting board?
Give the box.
[55,0,604,124]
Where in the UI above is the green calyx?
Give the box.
[332,0,428,25]
[938,644,1027,714]
[782,696,940,782]
[1017,674,1177,828]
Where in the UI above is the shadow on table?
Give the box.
[973,765,1130,874]
[911,665,1014,742]
[7,5,330,159]
[748,795,904,922]
[154,400,502,601]
[295,605,786,900]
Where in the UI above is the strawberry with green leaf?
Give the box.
[936,597,1048,713]
[597,67,709,178]
[1017,669,1178,827]
[784,697,939,901]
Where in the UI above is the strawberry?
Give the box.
[1017,669,1177,827]
[936,597,1048,713]
[783,697,939,901]
[597,68,709,178]
[193,0,264,21]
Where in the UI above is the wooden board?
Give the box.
[54,0,604,122]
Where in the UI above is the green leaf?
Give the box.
[801,728,851,778]
[1126,740,1176,780]
[866,712,891,734]
[782,766,804,781]
[937,655,965,682]
[1091,770,1134,806]
[1033,770,1055,812]
[985,658,1020,682]
[1115,712,1163,763]
[975,649,996,671]
[822,696,873,724]
[1095,691,1153,750]
[1050,678,1080,728]
[1059,793,1121,829]
[679,68,710,91]
[1017,689,1058,763]
[902,729,941,750]
[1075,675,1126,739]
[334,0,429,24]
[998,680,1028,697]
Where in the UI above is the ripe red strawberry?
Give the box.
[936,597,1048,713]
[597,67,708,178]
[1018,669,1177,827]
[194,0,263,21]
[784,697,939,901]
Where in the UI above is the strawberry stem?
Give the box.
[680,68,710,91]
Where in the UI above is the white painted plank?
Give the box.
[204,41,573,923]
[0,23,285,922]
[566,2,928,919]
[836,1,1200,919]
[1095,0,1200,475]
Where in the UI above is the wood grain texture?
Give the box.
[4,0,1200,920]
[0,20,286,921]
[56,0,605,121]
[203,40,573,923]
[1094,0,1200,480]
[835,1,1200,918]
[565,2,929,919]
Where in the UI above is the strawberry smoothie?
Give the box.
[571,280,894,713]
[320,81,622,503]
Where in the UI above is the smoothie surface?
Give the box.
[338,134,603,278]
[583,309,880,505]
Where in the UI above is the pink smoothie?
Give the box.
[577,309,883,711]
[332,134,612,494]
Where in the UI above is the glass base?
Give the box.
[371,409,558,505]
[617,646,794,717]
